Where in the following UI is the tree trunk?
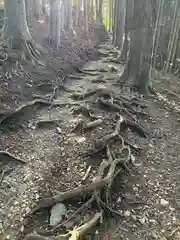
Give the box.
[119,0,133,62]
[120,0,129,62]
[163,0,180,73]
[95,0,99,22]
[49,0,63,48]
[108,0,112,32]
[84,0,89,38]
[120,0,152,93]
[99,0,103,23]
[32,0,42,20]
[66,0,73,31]
[3,0,41,63]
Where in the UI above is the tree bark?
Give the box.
[120,0,133,62]
[2,0,42,63]
[49,0,63,48]
[32,0,42,20]
[120,0,152,93]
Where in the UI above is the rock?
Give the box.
[131,215,137,221]
[74,136,86,143]
[56,127,62,134]
[160,198,169,207]
[133,186,138,192]
[50,203,67,226]
[124,210,131,217]
[139,217,146,225]
[117,196,122,203]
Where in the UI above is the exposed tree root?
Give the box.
[78,69,99,75]
[71,105,92,118]
[32,94,51,101]
[33,117,131,213]
[98,98,122,112]
[0,99,63,125]
[71,88,112,100]
[72,119,103,133]
[22,40,44,66]
[81,166,92,183]
[55,211,102,240]
[92,78,107,84]
[102,57,121,64]
[68,74,85,80]
[36,119,62,129]
[0,150,27,163]
[52,195,95,231]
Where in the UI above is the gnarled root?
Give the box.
[21,39,44,66]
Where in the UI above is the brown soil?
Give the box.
[1,39,180,240]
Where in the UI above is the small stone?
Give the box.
[20,225,24,232]
[116,196,122,203]
[35,193,39,200]
[57,127,62,134]
[25,207,31,214]
[149,219,157,224]
[124,210,131,217]
[160,198,169,207]
[131,215,137,221]
[139,217,146,225]
[133,186,138,192]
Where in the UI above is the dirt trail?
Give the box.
[1,44,180,240]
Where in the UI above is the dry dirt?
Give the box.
[0,41,180,240]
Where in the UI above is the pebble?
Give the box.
[139,217,146,225]
[124,210,131,217]
[117,196,122,203]
[133,186,138,192]
[160,198,169,207]
[131,215,137,221]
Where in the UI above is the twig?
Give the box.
[168,227,180,238]
[81,166,92,183]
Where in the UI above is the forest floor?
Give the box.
[1,38,180,240]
